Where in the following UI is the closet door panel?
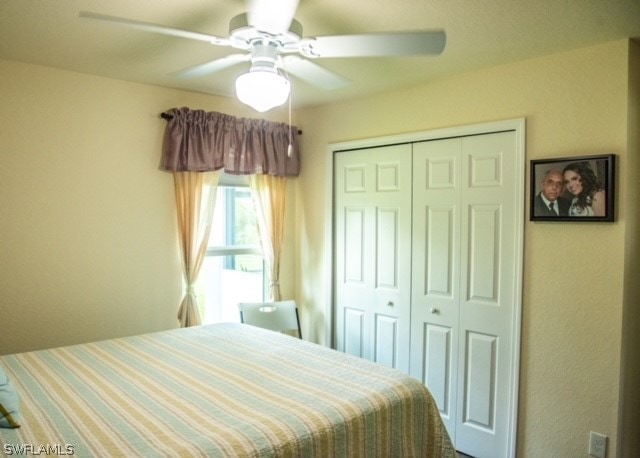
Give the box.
[425,206,456,296]
[463,331,498,429]
[373,206,403,368]
[344,207,366,283]
[335,155,373,361]
[335,144,412,373]
[456,131,517,458]
[376,207,400,289]
[410,138,462,438]
[343,308,366,358]
[339,205,370,358]
[423,323,454,419]
[374,313,399,368]
[467,205,500,302]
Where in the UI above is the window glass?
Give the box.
[197,184,264,324]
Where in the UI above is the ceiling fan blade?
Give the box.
[79,11,230,46]
[299,31,446,58]
[171,54,250,78]
[282,56,350,90]
[246,0,300,35]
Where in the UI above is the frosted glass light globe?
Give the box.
[235,70,290,112]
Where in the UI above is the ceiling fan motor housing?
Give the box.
[229,13,303,55]
[249,43,281,72]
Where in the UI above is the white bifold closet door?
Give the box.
[334,130,519,458]
[334,144,413,373]
[409,132,518,458]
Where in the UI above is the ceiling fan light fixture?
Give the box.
[235,68,290,112]
[80,8,448,112]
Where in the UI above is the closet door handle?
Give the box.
[387,301,394,307]
[430,307,440,314]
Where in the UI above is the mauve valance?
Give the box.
[161,107,300,177]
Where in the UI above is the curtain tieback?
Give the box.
[269,281,280,287]
[185,285,196,296]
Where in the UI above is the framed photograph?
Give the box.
[530,154,615,222]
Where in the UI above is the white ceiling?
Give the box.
[1,0,639,109]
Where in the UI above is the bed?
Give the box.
[1,323,456,457]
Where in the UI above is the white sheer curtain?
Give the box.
[250,174,287,301]
[174,171,219,327]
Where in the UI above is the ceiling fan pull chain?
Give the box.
[285,67,293,158]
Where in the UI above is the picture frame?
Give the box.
[530,154,615,222]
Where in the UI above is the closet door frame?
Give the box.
[324,118,525,458]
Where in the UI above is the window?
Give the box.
[197,177,265,324]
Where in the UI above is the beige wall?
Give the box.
[0,59,292,355]
[295,40,634,456]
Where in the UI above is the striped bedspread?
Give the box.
[1,323,456,457]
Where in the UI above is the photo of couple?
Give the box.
[531,155,614,221]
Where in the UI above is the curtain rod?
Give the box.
[160,112,302,135]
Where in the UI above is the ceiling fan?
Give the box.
[79,0,446,111]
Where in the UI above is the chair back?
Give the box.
[238,300,301,339]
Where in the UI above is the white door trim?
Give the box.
[324,118,525,458]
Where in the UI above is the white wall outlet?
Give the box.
[589,431,607,458]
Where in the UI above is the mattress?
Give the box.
[1,323,456,457]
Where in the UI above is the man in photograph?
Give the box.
[533,168,571,217]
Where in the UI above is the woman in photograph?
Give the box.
[562,161,606,217]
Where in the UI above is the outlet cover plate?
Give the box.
[589,431,607,458]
